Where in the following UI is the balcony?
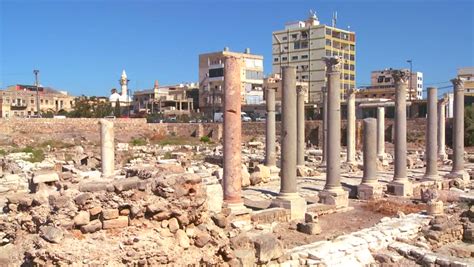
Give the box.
[11,102,27,109]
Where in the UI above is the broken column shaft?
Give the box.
[423,87,439,181]
[358,118,384,200]
[346,88,356,164]
[99,119,115,177]
[297,85,306,167]
[437,99,447,160]
[265,87,277,168]
[377,106,385,159]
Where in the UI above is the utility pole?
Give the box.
[33,70,41,117]
[406,59,413,117]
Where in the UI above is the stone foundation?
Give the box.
[357,183,385,200]
[318,190,349,208]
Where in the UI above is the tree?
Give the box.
[114,99,121,117]
[465,106,474,146]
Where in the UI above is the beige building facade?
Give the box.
[263,73,309,103]
[0,84,75,118]
[458,67,474,95]
[272,12,356,103]
[357,69,423,100]
[199,48,264,118]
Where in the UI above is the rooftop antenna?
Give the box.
[332,11,337,27]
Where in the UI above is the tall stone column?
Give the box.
[388,69,412,196]
[321,88,328,166]
[265,87,277,168]
[447,78,468,180]
[423,87,439,181]
[346,88,356,164]
[358,118,384,199]
[297,85,306,167]
[271,66,306,220]
[222,56,248,213]
[437,99,447,160]
[99,119,114,177]
[319,57,348,207]
[376,106,385,159]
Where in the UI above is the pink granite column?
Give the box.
[223,56,244,207]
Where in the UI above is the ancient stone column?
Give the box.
[319,57,348,207]
[447,78,468,180]
[376,106,385,159]
[222,56,247,213]
[99,119,114,177]
[346,88,356,164]
[388,69,412,196]
[437,99,447,160]
[271,66,306,220]
[265,87,277,168]
[358,118,383,199]
[423,87,440,181]
[321,88,328,166]
[297,85,306,167]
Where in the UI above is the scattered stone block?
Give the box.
[113,177,141,192]
[74,211,90,226]
[234,249,256,266]
[40,226,63,243]
[175,229,190,249]
[102,216,129,229]
[74,193,92,206]
[168,217,180,233]
[297,222,321,235]
[102,209,119,220]
[194,231,211,248]
[252,233,284,263]
[80,220,102,234]
[33,172,59,184]
[79,182,109,192]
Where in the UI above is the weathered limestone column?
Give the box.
[438,98,447,160]
[321,88,328,166]
[376,106,385,159]
[296,85,306,167]
[422,87,440,181]
[271,66,306,220]
[447,78,468,180]
[265,87,277,168]
[99,119,114,177]
[388,69,412,196]
[346,88,356,164]
[319,57,349,207]
[222,56,248,213]
[358,118,384,199]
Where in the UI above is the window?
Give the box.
[209,68,224,78]
[326,28,332,35]
[282,36,288,41]
[282,57,288,61]
[384,78,390,82]
[350,74,355,81]
[326,50,332,56]
[350,54,355,61]
[301,75,309,80]
[301,31,308,39]
[349,65,355,71]
[291,34,298,39]
[350,44,355,51]
[30,99,34,104]
[301,54,309,59]
[294,42,300,49]
[378,76,385,83]
[274,58,279,62]
[291,56,298,61]
[301,41,308,49]
[245,70,263,80]
[326,39,332,46]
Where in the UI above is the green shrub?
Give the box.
[200,136,211,143]
[130,138,147,146]
[19,146,45,163]
[0,149,6,156]
[465,106,474,146]
[163,152,173,159]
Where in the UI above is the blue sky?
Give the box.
[1,0,473,97]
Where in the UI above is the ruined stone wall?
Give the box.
[0,118,436,147]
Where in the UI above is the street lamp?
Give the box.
[33,70,41,117]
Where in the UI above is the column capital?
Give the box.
[296,85,307,96]
[451,77,464,89]
[390,69,410,84]
[323,56,341,72]
[347,87,358,96]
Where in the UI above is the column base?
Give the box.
[296,165,310,177]
[421,173,441,182]
[318,188,349,208]
[222,202,252,216]
[438,153,448,161]
[427,200,444,216]
[377,154,389,166]
[271,193,307,220]
[445,171,470,182]
[357,183,385,200]
[387,180,413,197]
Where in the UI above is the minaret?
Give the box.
[119,70,129,99]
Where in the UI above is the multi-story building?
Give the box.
[272,12,356,103]
[357,69,423,100]
[133,81,198,117]
[199,47,264,118]
[458,67,474,95]
[0,84,75,118]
